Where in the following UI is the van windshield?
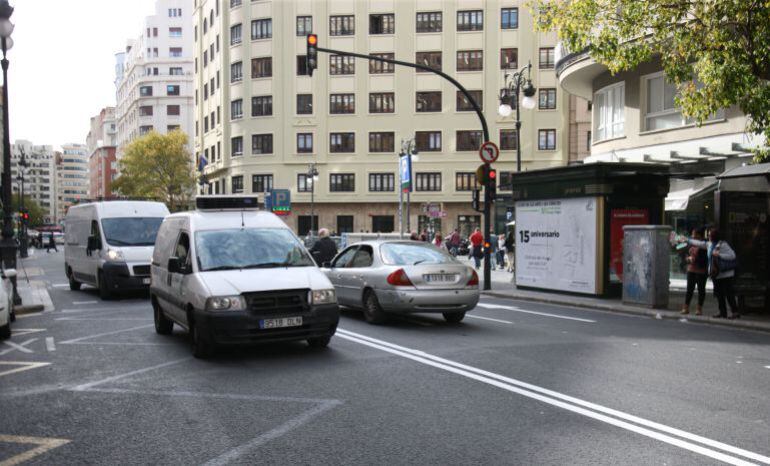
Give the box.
[195,228,315,271]
[101,217,164,247]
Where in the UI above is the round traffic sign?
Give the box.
[479,141,499,164]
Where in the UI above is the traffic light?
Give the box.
[475,164,487,185]
[471,189,481,212]
[488,168,497,201]
[306,34,318,76]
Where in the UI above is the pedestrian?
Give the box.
[469,228,483,270]
[409,231,420,241]
[686,228,739,319]
[447,229,461,256]
[432,232,443,248]
[496,234,506,269]
[309,228,338,266]
[486,234,497,268]
[681,227,708,316]
[37,231,43,249]
[46,232,58,253]
[504,230,516,273]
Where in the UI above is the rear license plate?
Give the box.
[424,274,456,283]
[142,278,151,285]
[259,317,303,329]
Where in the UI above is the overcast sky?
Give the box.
[7,0,157,149]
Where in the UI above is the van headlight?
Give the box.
[206,296,246,311]
[106,249,124,261]
[310,289,337,305]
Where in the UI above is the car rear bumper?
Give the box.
[194,304,340,345]
[376,288,479,313]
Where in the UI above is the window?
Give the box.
[297,174,313,193]
[457,90,483,111]
[369,14,394,34]
[456,172,480,191]
[539,47,555,69]
[167,85,180,96]
[251,57,272,78]
[297,16,312,36]
[204,116,209,132]
[252,134,273,154]
[297,133,313,153]
[251,96,273,116]
[231,61,243,82]
[369,132,395,152]
[169,67,183,75]
[369,173,395,192]
[167,105,180,116]
[217,107,220,123]
[457,10,483,31]
[587,131,592,150]
[140,125,153,135]
[369,53,394,74]
[251,19,272,40]
[140,86,153,96]
[230,24,242,45]
[415,131,441,151]
[416,11,442,32]
[230,99,243,119]
[330,55,355,75]
[231,136,244,156]
[337,216,354,234]
[415,51,441,72]
[167,125,180,132]
[369,92,395,113]
[501,48,518,69]
[169,27,182,37]
[415,173,441,192]
[372,216,394,233]
[330,15,354,36]
[139,105,153,116]
[643,73,723,130]
[457,50,483,71]
[500,129,518,150]
[230,0,241,7]
[232,175,244,194]
[168,8,182,17]
[330,174,355,192]
[330,94,355,114]
[501,8,518,29]
[457,130,482,151]
[330,132,355,153]
[593,83,625,141]
[297,94,313,114]
[416,91,441,112]
[538,129,557,150]
[170,47,183,57]
[539,88,557,110]
[252,174,273,193]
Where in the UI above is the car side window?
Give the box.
[333,247,358,268]
[350,245,374,268]
[175,232,191,267]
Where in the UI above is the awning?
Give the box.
[664,182,717,211]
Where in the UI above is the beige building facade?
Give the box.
[11,140,57,224]
[195,0,572,236]
[56,143,90,220]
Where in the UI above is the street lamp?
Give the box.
[16,147,26,258]
[398,138,418,236]
[307,162,319,236]
[499,61,536,173]
[0,0,16,274]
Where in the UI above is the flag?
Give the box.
[197,153,208,172]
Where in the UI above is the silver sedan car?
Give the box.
[322,240,479,324]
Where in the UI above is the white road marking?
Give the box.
[8,328,46,336]
[337,328,769,466]
[45,337,56,352]
[72,300,98,305]
[0,361,51,378]
[0,434,70,465]
[466,314,513,324]
[0,339,38,356]
[55,317,150,322]
[477,303,596,323]
[51,283,69,288]
[59,324,154,345]
[60,304,148,314]
[64,341,172,347]
[765,366,770,369]
[70,357,190,391]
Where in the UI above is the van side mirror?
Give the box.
[322,261,332,269]
[87,236,101,251]
[168,257,182,274]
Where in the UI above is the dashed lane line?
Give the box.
[476,303,597,323]
[72,301,98,305]
[465,314,514,325]
[0,361,51,378]
[45,337,56,352]
[59,324,154,345]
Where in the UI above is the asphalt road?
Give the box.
[1,250,769,465]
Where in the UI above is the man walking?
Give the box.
[469,228,484,270]
[446,229,461,256]
[46,232,58,253]
[309,228,338,266]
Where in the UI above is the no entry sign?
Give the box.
[479,141,499,164]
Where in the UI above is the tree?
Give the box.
[112,130,197,211]
[11,194,46,227]
[534,0,770,163]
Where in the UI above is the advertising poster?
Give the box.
[515,197,598,294]
[609,209,649,283]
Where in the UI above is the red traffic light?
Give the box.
[489,169,497,180]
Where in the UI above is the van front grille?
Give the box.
[242,289,310,315]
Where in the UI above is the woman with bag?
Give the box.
[687,228,739,319]
[681,227,708,316]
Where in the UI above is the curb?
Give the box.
[14,304,45,315]
[482,291,770,333]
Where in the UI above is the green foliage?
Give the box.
[112,130,197,211]
[533,0,770,163]
[11,193,45,226]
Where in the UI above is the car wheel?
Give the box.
[0,322,10,340]
[152,298,173,335]
[68,268,82,291]
[443,311,466,324]
[98,271,112,300]
[190,319,214,359]
[307,335,331,349]
[363,290,388,325]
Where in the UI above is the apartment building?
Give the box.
[195,0,573,236]
[86,107,118,199]
[11,140,57,224]
[115,0,195,162]
[56,143,90,219]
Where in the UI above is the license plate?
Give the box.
[142,278,151,285]
[424,274,456,283]
[259,316,303,329]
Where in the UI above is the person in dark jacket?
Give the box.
[681,227,708,316]
[46,232,58,253]
[309,228,338,265]
[686,228,739,319]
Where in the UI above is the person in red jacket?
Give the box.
[469,228,484,269]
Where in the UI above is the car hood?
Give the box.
[199,267,333,296]
[112,246,155,263]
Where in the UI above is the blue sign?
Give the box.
[265,189,291,215]
[399,154,412,192]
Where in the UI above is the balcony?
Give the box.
[555,42,609,100]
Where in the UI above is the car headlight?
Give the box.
[310,289,337,305]
[106,249,124,261]
[205,296,246,311]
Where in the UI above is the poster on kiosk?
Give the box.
[515,197,599,294]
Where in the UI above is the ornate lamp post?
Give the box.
[307,162,319,235]
[16,147,26,257]
[398,138,418,236]
[0,0,16,272]
[498,62,537,173]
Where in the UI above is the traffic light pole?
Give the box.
[312,44,493,289]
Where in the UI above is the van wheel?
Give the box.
[98,271,111,300]
[443,312,466,324]
[152,298,173,335]
[0,322,10,340]
[307,335,331,349]
[363,290,388,325]
[67,268,82,291]
[189,317,214,359]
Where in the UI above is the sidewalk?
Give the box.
[480,267,770,333]
[12,255,55,315]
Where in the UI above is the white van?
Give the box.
[150,196,339,358]
[64,201,170,299]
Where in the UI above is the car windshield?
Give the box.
[195,228,315,271]
[101,217,164,246]
[380,242,456,266]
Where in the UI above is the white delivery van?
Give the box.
[64,201,170,299]
[150,196,339,358]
